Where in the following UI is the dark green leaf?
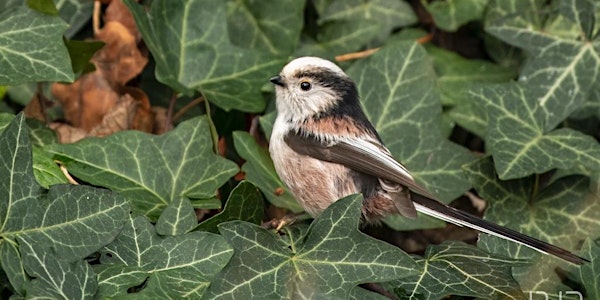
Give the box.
[155,197,197,236]
[226,0,305,56]
[428,46,516,138]
[486,1,600,130]
[233,131,303,212]
[55,0,94,38]
[464,157,599,292]
[124,0,284,112]
[27,0,58,16]
[395,241,525,299]
[205,194,419,299]
[20,238,96,299]
[64,39,104,76]
[470,83,600,179]
[0,5,73,85]
[32,147,68,188]
[297,0,416,57]
[196,181,264,234]
[46,116,239,219]
[97,215,233,299]
[348,39,475,202]
[423,0,488,32]
[570,238,600,299]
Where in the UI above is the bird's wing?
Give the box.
[284,130,588,265]
[284,131,437,199]
[284,131,427,218]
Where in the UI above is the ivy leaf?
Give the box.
[0,4,73,85]
[486,0,600,130]
[195,181,264,234]
[394,241,525,299]
[19,238,96,299]
[124,0,284,112]
[463,157,599,291]
[55,0,94,38]
[298,0,416,57]
[97,215,233,299]
[64,39,104,76]
[428,46,517,138]
[470,82,600,179]
[423,0,489,32]
[0,114,129,297]
[570,238,600,299]
[204,194,419,299]
[233,131,303,212]
[226,0,304,56]
[46,116,239,219]
[346,39,475,230]
[155,197,197,236]
[32,147,68,189]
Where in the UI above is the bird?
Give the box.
[267,56,588,265]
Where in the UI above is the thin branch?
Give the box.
[172,96,204,122]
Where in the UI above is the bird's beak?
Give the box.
[270,75,285,87]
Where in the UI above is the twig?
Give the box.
[172,96,204,122]
[335,48,380,62]
[164,92,177,131]
[334,32,435,62]
[59,164,80,185]
[93,0,101,35]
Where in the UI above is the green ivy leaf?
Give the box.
[64,39,104,76]
[470,82,600,179]
[423,0,488,32]
[395,241,525,299]
[226,0,305,56]
[155,197,197,236]
[195,181,264,234]
[55,0,94,38]
[124,0,284,112]
[428,46,517,138]
[486,0,600,130]
[46,116,239,219]
[0,115,67,188]
[27,0,58,16]
[97,215,233,299]
[32,147,68,188]
[570,238,600,299]
[205,194,419,299]
[19,238,96,299]
[0,5,73,85]
[345,39,475,230]
[463,157,599,292]
[297,0,416,57]
[233,131,303,212]
[0,113,129,297]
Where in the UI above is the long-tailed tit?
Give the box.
[268,56,587,265]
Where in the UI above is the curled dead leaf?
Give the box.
[93,21,147,86]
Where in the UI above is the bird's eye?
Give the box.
[299,81,312,91]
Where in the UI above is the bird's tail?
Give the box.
[411,193,588,265]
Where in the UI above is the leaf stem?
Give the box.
[204,99,219,154]
[530,174,540,204]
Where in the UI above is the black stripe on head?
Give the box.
[294,68,381,141]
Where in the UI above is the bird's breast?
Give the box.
[269,126,360,216]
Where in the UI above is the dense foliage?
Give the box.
[0,0,598,299]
